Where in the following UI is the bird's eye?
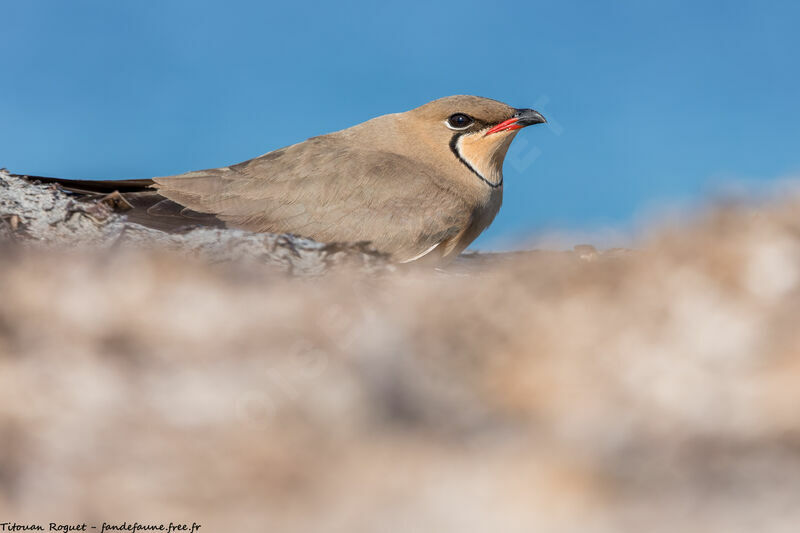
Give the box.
[447,113,474,129]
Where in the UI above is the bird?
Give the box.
[13,95,546,263]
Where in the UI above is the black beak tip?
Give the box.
[515,108,547,126]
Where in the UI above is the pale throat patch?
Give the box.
[455,130,518,187]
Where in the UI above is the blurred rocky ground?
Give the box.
[2,170,800,532]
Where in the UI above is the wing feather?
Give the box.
[153,136,471,260]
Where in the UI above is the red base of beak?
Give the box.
[485,118,525,135]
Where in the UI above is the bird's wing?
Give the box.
[152,136,472,260]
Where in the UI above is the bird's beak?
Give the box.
[485,108,547,135]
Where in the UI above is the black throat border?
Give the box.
[449,133,503,189]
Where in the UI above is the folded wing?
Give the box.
[153,136,472,261]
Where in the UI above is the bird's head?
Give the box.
[404,95,546,188]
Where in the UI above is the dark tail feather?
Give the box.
[10,173,155,194]
[9,172,224,232]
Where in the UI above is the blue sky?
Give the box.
[2,0,798,249]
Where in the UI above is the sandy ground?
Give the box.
[2,170,800,532]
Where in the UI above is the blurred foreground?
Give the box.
[2,172,800,532]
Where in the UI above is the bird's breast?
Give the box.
[439,186,502,260]
[473,187,503,234]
